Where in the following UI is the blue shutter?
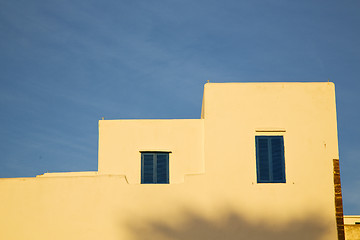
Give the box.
[271,137,285,183]
[256,136,285,183]
[256,137,270,182]
[141,152,170,184]
[156,154,169,184]
[142,154,154,184]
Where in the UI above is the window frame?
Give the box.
[255,136,286,183]
[141,151,170,184]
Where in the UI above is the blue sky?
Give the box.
[0,0,359,214]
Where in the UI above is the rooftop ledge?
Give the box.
[36,171,98,178]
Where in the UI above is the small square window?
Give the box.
[256,136,286,183]
[141,152,169,184]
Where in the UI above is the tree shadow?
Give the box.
[125,209,332,240]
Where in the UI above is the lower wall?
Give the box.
[0,174,338,240]
[345,225,360,240]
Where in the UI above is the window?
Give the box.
[255,136,286,183]
[141,152,169,184]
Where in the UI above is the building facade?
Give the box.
[0,82,343,240]
[344,216,360,240]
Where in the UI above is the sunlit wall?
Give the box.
[0,82,339,240]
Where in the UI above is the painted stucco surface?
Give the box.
[344,216,360,240]
[98,119,204,184]
[345,225,360,240]
[344,216,360,225]
[0,82,339,240]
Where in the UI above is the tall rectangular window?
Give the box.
[256,136,286,183]
[141,152,169,184]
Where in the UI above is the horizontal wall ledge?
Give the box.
[255,129,286,132]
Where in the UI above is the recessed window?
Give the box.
[256,136,286,183]
[141,152,169,184]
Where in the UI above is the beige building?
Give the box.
[0,82,345,240]
[344,216,360,240]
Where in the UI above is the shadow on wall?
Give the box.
[125,209,331,240]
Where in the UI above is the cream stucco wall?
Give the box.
[98,119,204,184]
[344,225,360,240]
[344,215,360,225]
[200,82,339,238]
[0,82,340,240]
[344,216,360,240]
